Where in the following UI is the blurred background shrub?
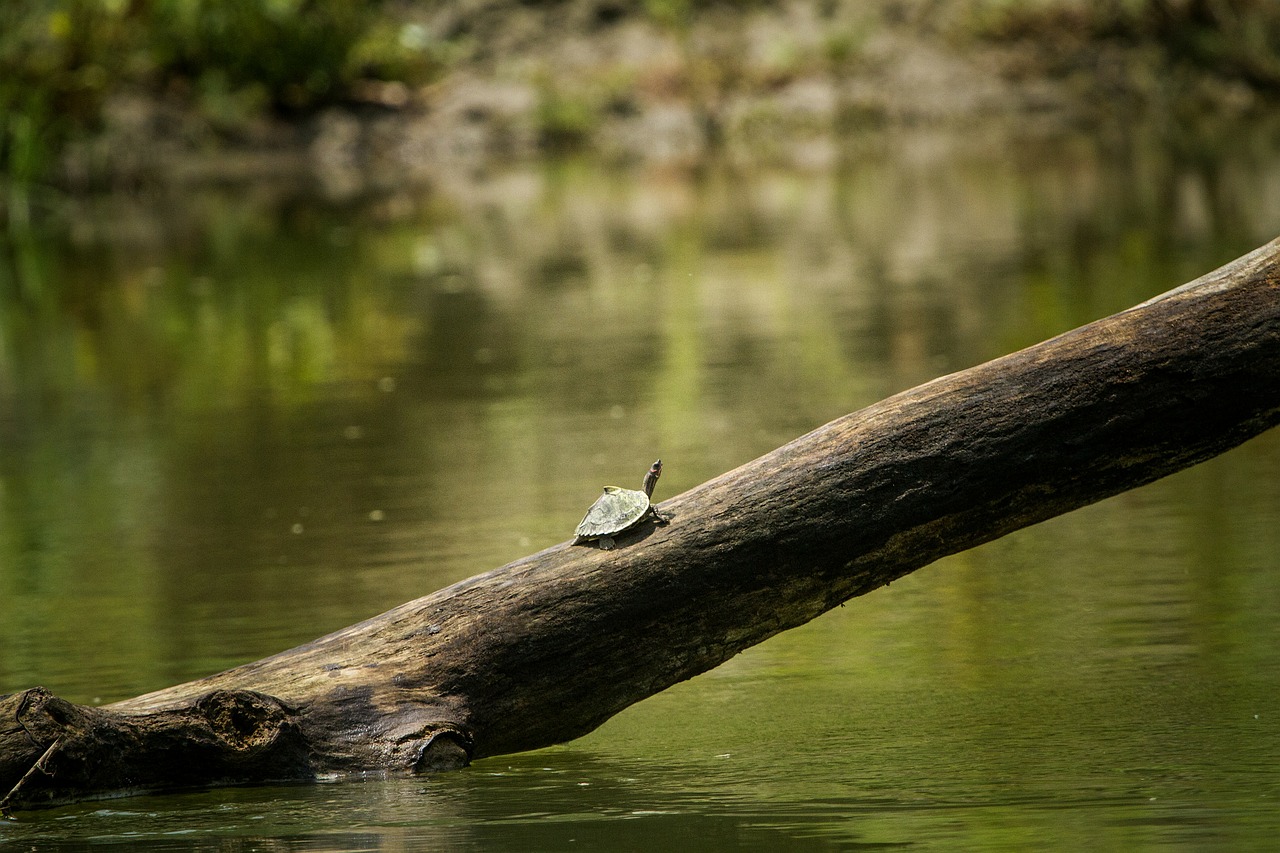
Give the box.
[0,0,442,191]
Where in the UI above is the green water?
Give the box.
[2,123,1279,849]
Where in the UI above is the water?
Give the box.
[2,121,1280,849]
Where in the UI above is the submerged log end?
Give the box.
[0,687,310,813]
[0,687,473,814]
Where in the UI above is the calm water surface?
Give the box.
[2,123,1280,849]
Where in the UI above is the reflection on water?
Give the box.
[2,122,1280,849]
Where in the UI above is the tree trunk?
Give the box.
[4,238,1280,813]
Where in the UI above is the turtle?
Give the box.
[573,459,667,549]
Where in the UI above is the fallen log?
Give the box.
[3,237,1279,813]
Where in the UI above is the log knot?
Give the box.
[11,687,86,744]
[412,727,472,774]
[195,690,292,755]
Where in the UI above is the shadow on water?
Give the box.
[2,116,1280,849]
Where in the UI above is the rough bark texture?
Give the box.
[4,238,1280,813]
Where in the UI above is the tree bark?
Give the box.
[4,238,1280,813]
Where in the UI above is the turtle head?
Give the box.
[643,459,662,497]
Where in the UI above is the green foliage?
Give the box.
[536,86,601,151]
[0,1,130,192]
[0,0,445,196]
[968,0,1280,90]
[644,0,693,31]
[148,0,376,110]
[1150,0,1280,89]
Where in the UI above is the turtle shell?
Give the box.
[574,486,651,541]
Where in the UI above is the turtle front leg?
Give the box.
[597,536,616,550]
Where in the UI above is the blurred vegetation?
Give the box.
[4,0,1280,206]
[0,0,443,196]
[969,0,1280,88]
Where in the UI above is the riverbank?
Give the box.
[4,0,1278,209]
